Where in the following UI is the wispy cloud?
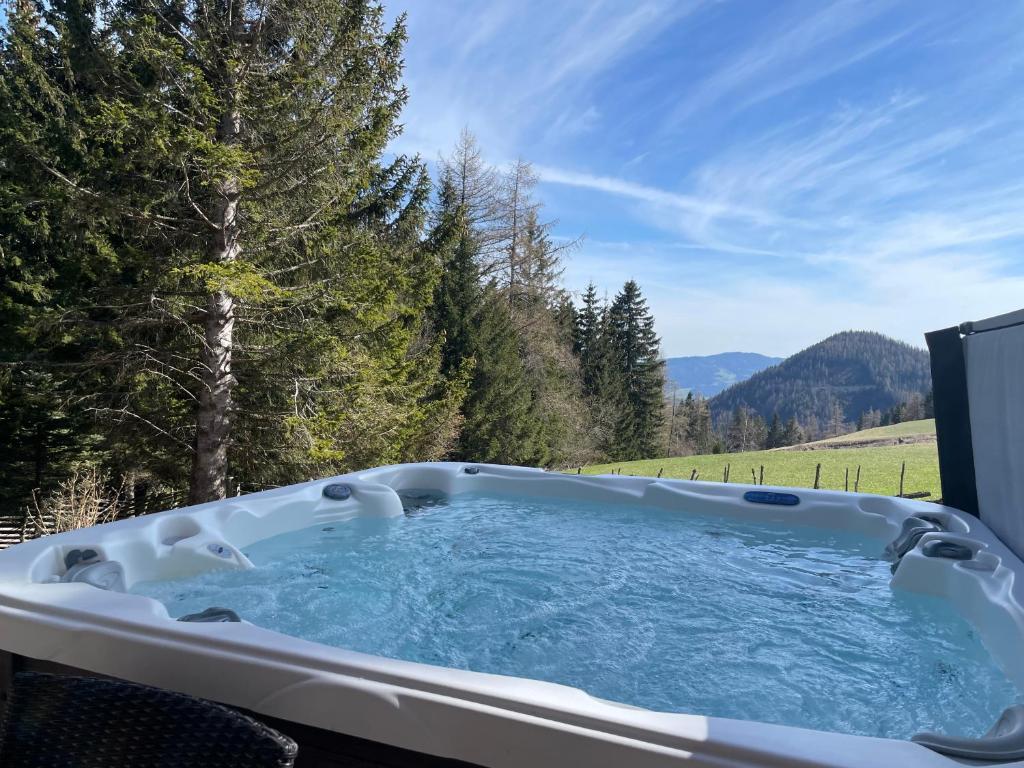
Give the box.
[536,165,760,222]
[544,106,602,142]
[540,2,689,90]
[392,0,1024,355]
[663,0,908,126]
[391,0,703,159]
[535,164,800,257]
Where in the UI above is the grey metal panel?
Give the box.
[964,321,1024,560]
[962,307,1024,335]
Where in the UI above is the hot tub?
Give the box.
[1,463,1023,767]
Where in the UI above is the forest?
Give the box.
[0,1,666,522]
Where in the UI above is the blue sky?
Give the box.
[388,0,1024,357]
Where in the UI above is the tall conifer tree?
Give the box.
[427,172,546,466]
[606,280,664,460]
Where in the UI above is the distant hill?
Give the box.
[709,331,931,427]
[664,352,783,397]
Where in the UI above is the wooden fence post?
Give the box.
[899,461,906,497]
[759,465,764,485]
[845,467,849,492]
[657,468,664,478]
[855,465,861,493]
[813,463,821,490]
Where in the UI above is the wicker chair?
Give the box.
[0,671,298,768]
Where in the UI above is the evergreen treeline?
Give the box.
[665,387,934,459]
[708,331,931,441]
[662,332,932,457]
[426,133,665,467]
[0,3,665,520]
[574,282,665,461]
[665,398,803,456]
[858,390,934,431]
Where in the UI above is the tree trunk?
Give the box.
[190,288,236,503]
[189,50,242,505]
[507,174,518,309]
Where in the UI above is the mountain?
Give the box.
[664,352,783,397]
[709,331,931,426]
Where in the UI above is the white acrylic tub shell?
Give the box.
[1,463,1023,767]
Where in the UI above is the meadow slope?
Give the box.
[584,439,939,497]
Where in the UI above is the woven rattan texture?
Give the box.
[0,672,298,767]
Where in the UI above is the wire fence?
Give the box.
[579,460,934,500]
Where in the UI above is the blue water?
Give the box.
[133,492,1020,739]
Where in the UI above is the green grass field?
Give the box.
[805,418,935,446]
[583,422,940,497]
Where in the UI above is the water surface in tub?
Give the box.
[132,491,1019,739]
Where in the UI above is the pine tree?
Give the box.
[552,295,578,350]
[781,417,803,446]
[766,412,783,449]
[726,404,765,452]
[904,393,924,421]
[517,208,568,311]
[827,400,847,437]
[497,158,538,307]
[685,394,715,455]
[456,288,547,465]
[575,284,604,396]
[665,386,687,457]
[429,175,478,380]
[890,403,905,424]
[606,281,665,460]
[857,408,881,431]
[439,129,503,261]
[427,172,546,466]
[433,134,590,467]
[510,205,587,465]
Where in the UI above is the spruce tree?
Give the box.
[924,390,934,419]
[568,291,627,459]
[685,394,714,455]
[456,288,547,465]
[766,412,783,449]
[552,295,578,350]
[429,175,478,380]
[575,283,604,396]
[606,280,664,460]
[781,417,803,446]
